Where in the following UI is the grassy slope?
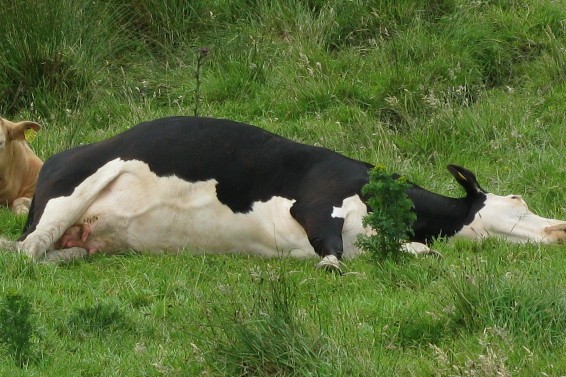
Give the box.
[1,0,566,375]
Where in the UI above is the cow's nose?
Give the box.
[544,223,566,243]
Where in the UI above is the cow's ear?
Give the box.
[447,164,486,197]
[9,121,41,141]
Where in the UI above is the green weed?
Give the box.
[357,166,416,261]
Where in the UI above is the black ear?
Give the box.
[447,164,486,197]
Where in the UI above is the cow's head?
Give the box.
[449,164,566,244]
[0,118,41,152]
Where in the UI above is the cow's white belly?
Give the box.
[72,172,315,257]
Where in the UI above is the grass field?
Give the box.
[1,0,566,375]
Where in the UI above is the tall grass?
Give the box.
[3,0,564,142]
[202,266,348,376]
[0,0,128,118]
[447,255,566,347]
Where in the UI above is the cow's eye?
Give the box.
[510,195,521,200]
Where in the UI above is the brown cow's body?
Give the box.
[0,118,42,214]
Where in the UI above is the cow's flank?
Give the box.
[7,116,565,268]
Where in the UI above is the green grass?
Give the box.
[2,0,566,375]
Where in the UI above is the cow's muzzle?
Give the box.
[544,223,566,243]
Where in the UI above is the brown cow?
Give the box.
[0,118,42,214]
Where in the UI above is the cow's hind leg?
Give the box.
[20,158,128,260]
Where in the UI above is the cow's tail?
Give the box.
[0,238,18,252]
[21,196,36,238]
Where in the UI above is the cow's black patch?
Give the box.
[408,184,487,243]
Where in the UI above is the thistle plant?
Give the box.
[357,165,416,261]
[193,47,209,117]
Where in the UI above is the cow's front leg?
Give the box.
[291,203,345,271]
[309,235,344,271]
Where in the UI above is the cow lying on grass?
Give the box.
[0,117,42,215]
[5,116,566,268]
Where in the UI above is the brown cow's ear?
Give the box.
[9,121,41,140]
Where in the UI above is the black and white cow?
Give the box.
[10,116,566,268]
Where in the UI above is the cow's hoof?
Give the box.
[316,255,343,272]
[401,242,443,258]
[18,231,52,260]
[12,197,31,215]
[12,205,29,216]
[41,247,88,263]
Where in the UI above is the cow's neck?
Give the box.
[406,185,485,243]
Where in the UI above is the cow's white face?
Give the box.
[456,193,566,243]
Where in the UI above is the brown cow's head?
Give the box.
[0,118,41,152]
